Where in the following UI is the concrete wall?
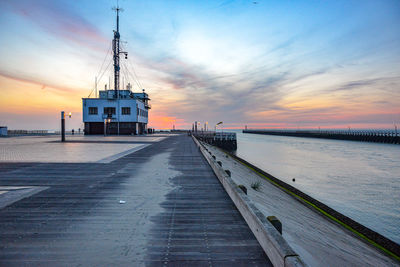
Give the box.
[192,136,306,267]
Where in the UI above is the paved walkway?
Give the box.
[0,135,167,163]
[0,135,271,266]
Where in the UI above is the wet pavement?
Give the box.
[0,135,166,163]
[0,134,271,266]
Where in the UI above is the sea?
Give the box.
[231,130,400,244]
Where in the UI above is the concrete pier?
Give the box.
[243,129,400,144]
[0,134,271,266]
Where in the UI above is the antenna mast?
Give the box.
[112,6,128,97]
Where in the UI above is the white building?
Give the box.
[82,7,151,135]
[82,87,150,135]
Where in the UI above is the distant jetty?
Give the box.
[243,129,400,144]
[192,131,237,150]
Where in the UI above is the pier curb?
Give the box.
[192,136,306,267]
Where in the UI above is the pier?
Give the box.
[192,131,237,151]
[1,133,399,266]
[0,134,270,265]
[243,129,400,144]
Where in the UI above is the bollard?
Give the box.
[61,111,65,142]
[238,185,247,195]
[217,161,222,167]
[212,155,216,160]
[225,170,231,177]
[267,216,282,234]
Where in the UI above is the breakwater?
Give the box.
[192,131,237,150]
[243,129,400,144]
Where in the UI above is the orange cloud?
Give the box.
[148,111,188,130]
[0,73,85,129]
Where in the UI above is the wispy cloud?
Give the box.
[0,71,77,95]
[2,0,107,50]
[333,77,400,94]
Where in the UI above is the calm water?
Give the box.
[234,131,400,244]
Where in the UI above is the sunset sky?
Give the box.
[0,0,399,130]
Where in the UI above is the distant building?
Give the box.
[82,7,151,135]
[82,85,150,135]
[0,126,7,136]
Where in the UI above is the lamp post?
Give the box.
[61,111,65,142]
[104,118,111,136]
[61,111,72,142]
[215,121,223,133]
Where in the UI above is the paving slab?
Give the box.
[0,134,271,266]
[0,135,167,163]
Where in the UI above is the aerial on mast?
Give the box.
[112,6,128,97]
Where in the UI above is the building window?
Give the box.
[104,107,116,116]
[89,107,98,115]
[122,107,131,115]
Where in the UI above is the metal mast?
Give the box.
[112,6,127,97]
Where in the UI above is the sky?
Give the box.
[0,0,399,130]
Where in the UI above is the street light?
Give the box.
[104,118,111,136]
[61,111,72,142]
[215,121,223,132]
